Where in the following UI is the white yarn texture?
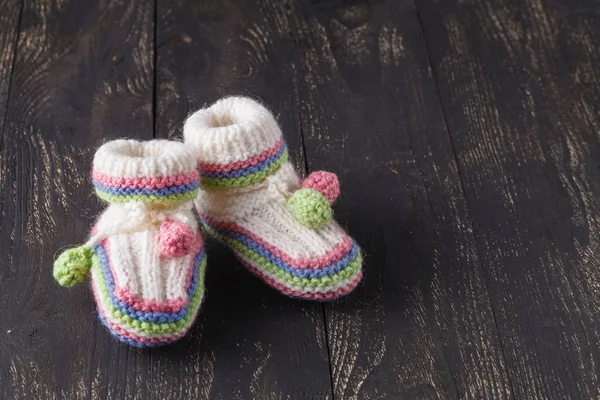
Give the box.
[94,139,197,178]
[183,96,282,165]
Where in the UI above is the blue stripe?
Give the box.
[93,180,200,197]
[199,142,286,179]
[97,312,179,348]
[94,244,205,323]
[198,214,358,279]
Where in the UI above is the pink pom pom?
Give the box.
[302,171,340,205]
[158,219,195,258]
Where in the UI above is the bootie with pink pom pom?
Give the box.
[184,96,362,300]
[53,139,207,347]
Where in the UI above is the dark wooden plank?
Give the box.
[154,1,333,399]
[0,0,21,136]
[270,1,513,398]
[1,0,597,398]
[0,0,22,300]
[556,1,600,132]
[416,0,600,397]
[0,0,155,398]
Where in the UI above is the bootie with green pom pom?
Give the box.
[53,139,207,347]
[184,96,362,300]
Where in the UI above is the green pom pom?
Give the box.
[287,188,333,230]
[53,245,94,287]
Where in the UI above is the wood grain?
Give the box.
[0,0,21,137]
[0,0,599,398]
[0,0,155,398]
[154,1,333,399]
[285,0,514,398]
[416,0,600,397]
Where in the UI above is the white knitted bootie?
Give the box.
[53,139,206,347]
[184,97,362,300]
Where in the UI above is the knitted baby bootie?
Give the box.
[184,96,362,300]
[53,139,207,347]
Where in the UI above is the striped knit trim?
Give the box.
[237,253,362,294]
[90,250,207,336]
[93,170,200,204]
[92,170,200,189]
[96,284,203,346]
[200,214,359,278]
[96,242,205,323]
[198,213,362,295]
[95,188,199,204]
[198,139,288,188]
[239,257,363,301]
[97,307,187,348]
[94,287,199,341]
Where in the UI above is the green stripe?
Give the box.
[91,252,207,335]
[95,188,199,204]
[203,222,361,288]
[201,149,289,189]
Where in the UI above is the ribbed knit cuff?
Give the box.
[92,139,200,205]
[184,97,288,189]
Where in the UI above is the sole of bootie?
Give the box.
[235,253,363,301]
[197,210,363,301]
[89,240,207,347]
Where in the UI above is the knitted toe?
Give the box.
[90,246,207,336]
[198,211,362,300]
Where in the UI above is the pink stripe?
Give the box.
[239,258,363,300]
[92,170,199,189]
[104,238,203,313]
[197,137,284,172]
[114,290,188,314]
[199,210,353,269]
[91,282,188,344]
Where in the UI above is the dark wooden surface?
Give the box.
[1,0,599,399]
